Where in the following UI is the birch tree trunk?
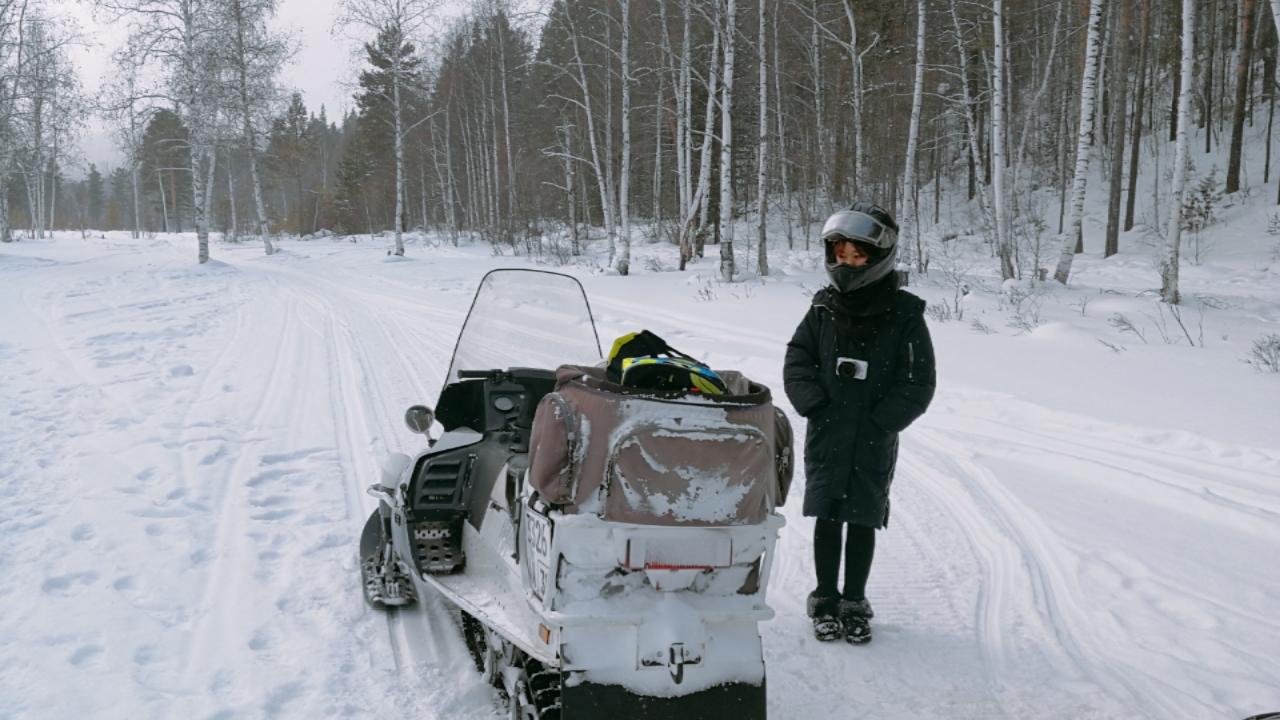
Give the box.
[567,11,615,261]
[661,0,691,225]
[440,100,460,243]
[841,0,866,194]
[617,0,632,275]
[718,0,737,283]
[773,1,792,250]
[682,0,693,223]
[653,77,664,223]
[1164,0,1195,304]
[1053,0,1106,284]
[1270,0,1280,89]
[393,66,405,255]
[950,0,992,232]
[131,160,141,238]
[682,25,719,269]
[755,0,769,277]
[158,172,169,234]
[903,0,926,271]
[227,157,238,241]
[0,177,9,242]
[193,147,211,263]
[498,20,516,225]
[247,132,274,254]
[810,0,828,204]
[992,0,1014,280]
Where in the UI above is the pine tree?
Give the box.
[269,92,315,236]
[86,164,104,230]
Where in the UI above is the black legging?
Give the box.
[814,519,876,600]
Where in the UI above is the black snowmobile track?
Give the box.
[559,678,766,720]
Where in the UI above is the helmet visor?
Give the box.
[821,210,896,249]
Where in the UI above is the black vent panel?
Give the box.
[411,451,476,522]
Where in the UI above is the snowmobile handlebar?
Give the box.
[457,369,503,380]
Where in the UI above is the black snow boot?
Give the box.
[839,598,873,645]
[808,591,842,642]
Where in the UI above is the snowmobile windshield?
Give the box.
[444,269,602,387]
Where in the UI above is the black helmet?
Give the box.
[821,202,899,293]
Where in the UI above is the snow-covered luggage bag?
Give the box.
[524,365,792,718]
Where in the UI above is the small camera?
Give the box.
[837,357,869,381]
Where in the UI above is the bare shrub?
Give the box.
[930,237,978,319]
[1108,313,1148,343]
[1000,283,1047,333]
[926,302,953,323]
[970,317,996,334]
[1245,333,1280,372]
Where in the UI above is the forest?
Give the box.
[0,0,1273,302]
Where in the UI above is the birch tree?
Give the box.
[335,0,439,256]
[99,52,152,239]
[992,0,1013,279]
[219,0,289,255]
[1052,0,1106,285]
[903,0,926,271]
[1164,0,1195,304]
[99,0,226,262]
[949,0,993,233]
[680,24,718,269]
[617,0,632,275]
[0,0,24,242]
[718,0,736,282]
[552,2,616,262]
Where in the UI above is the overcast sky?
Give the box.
[61,0,366,175]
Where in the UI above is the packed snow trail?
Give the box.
[2,233,1277,719]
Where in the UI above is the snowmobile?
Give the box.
[360,269,793,720]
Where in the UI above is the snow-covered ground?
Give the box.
[2,225,1278,720]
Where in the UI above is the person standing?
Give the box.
[783,203,936,644]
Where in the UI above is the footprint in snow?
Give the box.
[169,364,194,377]
[251,508,297,522]
[305,533,348,555]
[70,524,93,541]
[248,626,274,652]
[259,447,329,465]
[263,680,306,717]
[42,571,99,596]
[68,645,104,667]
[245,468,300,488]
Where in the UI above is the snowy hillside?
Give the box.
[1,224,1278,719]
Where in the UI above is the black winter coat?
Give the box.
[783,286,936,527]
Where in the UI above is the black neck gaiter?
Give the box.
[824,271,901,340]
